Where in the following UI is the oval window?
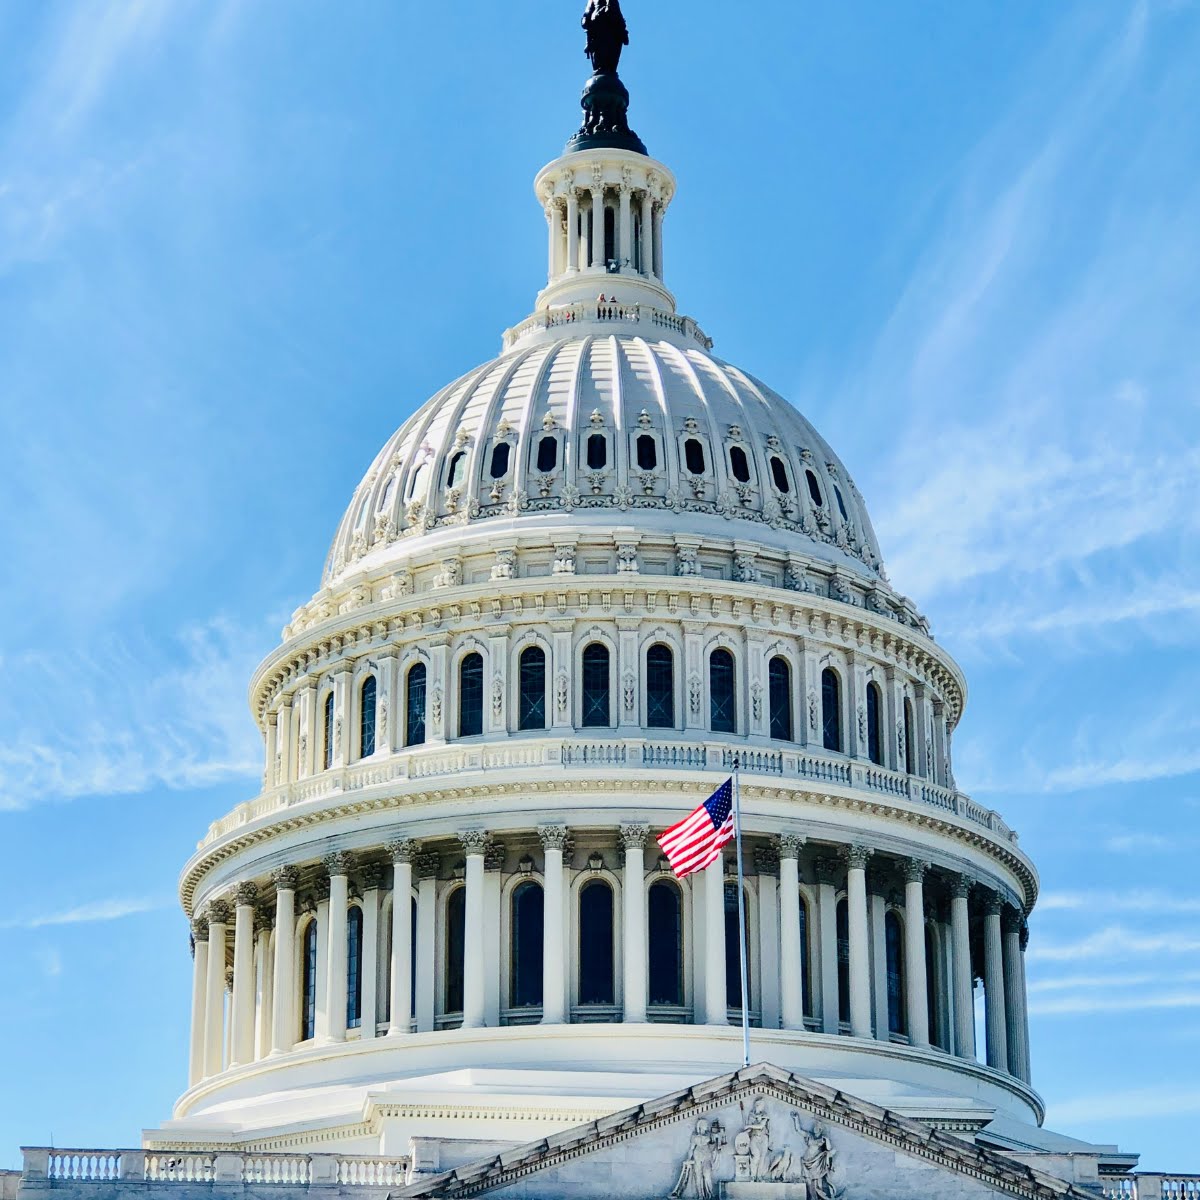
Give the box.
[636,435,657,471]
[770,456,790,493]
[684,439,706,475]
[446,451,466,490]
[805,469,824,507]
[587,434,608,471]
[730,446,751,483]
[537,436,558,473]
[490,443,511,479]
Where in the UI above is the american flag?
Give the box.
[658,778,736,878]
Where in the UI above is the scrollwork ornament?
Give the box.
[556,671,569,717]
[751,681,763,722]
[623,671,636,714]
[430,685,444,727]
[491,674,504,719]
[689,674,703,715]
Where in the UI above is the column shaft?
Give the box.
[1003,912,1030,1082]
[188,929,209,1086]
[567,191,580,272]
[816,865,839,1034]
[983,897,1009,1071]
[255,926,273,1060]
[950,881,975,1059]
[639,193,654,276]
[845,849,872,1039]
[704,858,728,1025]
[388,846,415,1035]
[541,828,568,1024]
[270,873,298,1053]
[652,204,664,278]
[325,857,351,1042]
[415,869,437,1032]
[904,863,930,1048]
[590,188,605,268]
[230,889,257,1067]
[461,835,488,1029]
[360,879,381,1037]
[622,825,648,1023]
[203,906,229,1078]
[777,840,805,1030]
[618,186,633,269]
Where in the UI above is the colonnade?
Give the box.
[187,829,1032,1091]
[546,182,664,280]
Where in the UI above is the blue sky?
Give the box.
[0,0,1197,1170]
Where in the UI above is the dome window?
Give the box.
[511,881,544,1009]
[770,456,790,494]
[581,643,611,728]
[648,881,684,1007]
[490,443,511,479]
[409,461,430,499]
[709,649,736,733]
[459,653,484,738]
[684,438,706,475]
[579,881,615,1006]
[729,446,751,484]
[769,657,792,741]
[323,693,335,770]
[359,676,377,759]
[518,646,547,732]
[536,436,558,473]
[446,451,467,490]
[834,486,849,522]
[300,920,318,1041]
[636,435,657,471]
[821,667,842,753]
[347,907,364,1029]
[405,663,427,747]
[587,433,608,471]
[646,644,675,728]
[805,469,824,507]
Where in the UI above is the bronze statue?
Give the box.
[583,0,629,75]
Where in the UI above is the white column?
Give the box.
[203,901,230,1078]
[845,847,873,1039]
[270,868,299,1054]
[950,875,975,1060]
[275,700,293,785]
[254,919,273,1061]
[983,893,1009,1071]
[903,860,931,1048]
[460,831,489,1030]
[188,922,209,1086]
[360,866,382,1037]
[230,883,258,1068]
[777,835,806,1031]
[567,190,580,273]
[703,857,728,1025]
[484,845,502,1027]
[263,715,278,790]
[1018,920,1033,1084]
[590,187,605,269]
[1003,908,1030,1082]
[652,202,664,279]
[414,859,437,1033]
[387,839,417,1035]
[816,859,840,1034]
[533,827,565,1024]
[331,669,351,769]
[546,202,559,283]
[639,192,654,277]
[869,888,889,1039]
[324,853,352,1042]
[618,182,633,269]
[297,683,317,778]
[757,860,780,1032]
[621,824,648,1024]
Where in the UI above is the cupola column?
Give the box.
[621,824,649,1024]
[203,900,231,1078]
[618,177,633,269]
[263,714,277,790]
[297,683,317,778]
[949,875,976,1060]
[844,846,873,1039]
[230,883,258,1068]
[1003,908,1031,1083]
[188,921,209,1087]
[276,699,294,785]
[459,832,490,1030]
[546,202,560,284]
[590,185,605,269]
[324,853,354,1042]
[387,840,417,1036]
[566,190,580,273]
[331,667,352,769]
[652,202,664,279]
[703,856,728,1025]
[903,861,931,1048]
[539,826,569,1025]
[815,857,840,1034]
[639,192,654,279]
[269,867,299,1055]
[777,835,807,1031]
[982,892,1009,1072]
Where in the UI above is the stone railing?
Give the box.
[502,301,713,351]
[2,1173,21,1200]
[1102,1177,1200,1200]
[19,1149,411,1192]
[203,738,1013,848]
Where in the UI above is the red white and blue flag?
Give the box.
[658,778,736,878]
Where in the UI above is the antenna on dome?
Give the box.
[566,0,648,156]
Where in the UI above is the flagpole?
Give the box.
[732,758,751,1070]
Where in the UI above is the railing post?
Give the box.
[118,1152,145,1181]
[308,1155,340,1189]
[1138,1176,1164,1200]
[212,1154,245,1184]
[21,1150,49,1181]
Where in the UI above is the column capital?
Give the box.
[206,899,232,926]
[618,823,650,851]
[484,840,505,872]
[540,824,571,851]
[949,872,973,900]
[903,859,930,885]
[1001,904,1023,934]
[1020,919,1030,952]
[324,851,355,878]
[224,966,235,992]
[191,918,210,943]
[414,853,440,881]
[777,833,806,860]
[842,844,874,872]
[754,844,780,878]
[254,904,275,935]
[459,830,491,855]
[388,837,420,864]
[313,877,331,904]
[271,866,301,892]
[234,882,259,908]
[359,863,386,892]
[982,891,1004,917]
[814,856,841,886]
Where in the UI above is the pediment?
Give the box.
[398,1064,1087,1200]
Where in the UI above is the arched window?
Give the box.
[684,439,706,475]
[636,435,657,470]
[490,443,511,479]
[834,486,849,522]
[578,881,615,1006]
[536,436,558,473]
[347,906,364,1029]
[359,676,377,759]
[866,682,883,766]
[323,692,335,770]
[300,919,318,1042]
[710,649,736,733]
[581,643,611,728]
[805,469,824,507]
[886,912,906,1036]
[729,446,751,483]
[409,460,430,499]
[518,646,547,732]
[926,923,942,1049]
[587,434,608,470]
[724,881,751,1012]
[459,653,484,738]
[904,698,916,775]
[648,881,683,1007]
[511,881,545,1009]
[768,657,792,741]
[406,663,427,747]
[798,893,811,1016]
[646,644,675,729]
[822,668,842,752]
[836,897,850,1025]
[445,887,466,1015]
[446,450,467,490]
[770,456,790,493]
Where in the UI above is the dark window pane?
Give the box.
[770,456,790,493]
[537,437,558,473]
[904,699,916,774]
[301,921,318,1041]
[710,650,736,733]
[459,653,484,738]
[445,888,466,1014]
[519,647,547,731]
[684,439,706,475]
[729,446,751,483]
[446,451,466,490]
[886,912,906,1035]
[604,204,615,263]
[806,470,824,507]
[822,669,842,752]
[648,882,683,1006]
[406,664,427,747]
[646,644,675,728]
[769,657,792,741]
[360,676,377,759]
[835,486,849,521]
[837,898,849,1025]
[636,435,657,470]
[581,643,611,728]
[866,684,882,765]
[587,434,608,470]
[347,907,364,1029]
[490,443,510,479]
[511,881,545,1008]
[323,693,335,770]
[579,882,614,1004]
[724,882,750,1011]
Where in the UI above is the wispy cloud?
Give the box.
[1039,890,1200,915]
[1046,1086,1200,1126]
[1029,926,1200,963]
[0,896,168,931]
[1030,991,1200,1017]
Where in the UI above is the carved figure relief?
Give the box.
[617,543,639,573]
[553,545,578,575]
[734,552,760,583]
[491,674,504,720]
[689,674,703,715]
[556,672,569,717]
[677,546,700,576]
[491,549,517,581]
[623,672,636,714]
[431,686,444,726]
[670,1118,726,1200]
[808,689,819,733]
[751,682,764,722]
